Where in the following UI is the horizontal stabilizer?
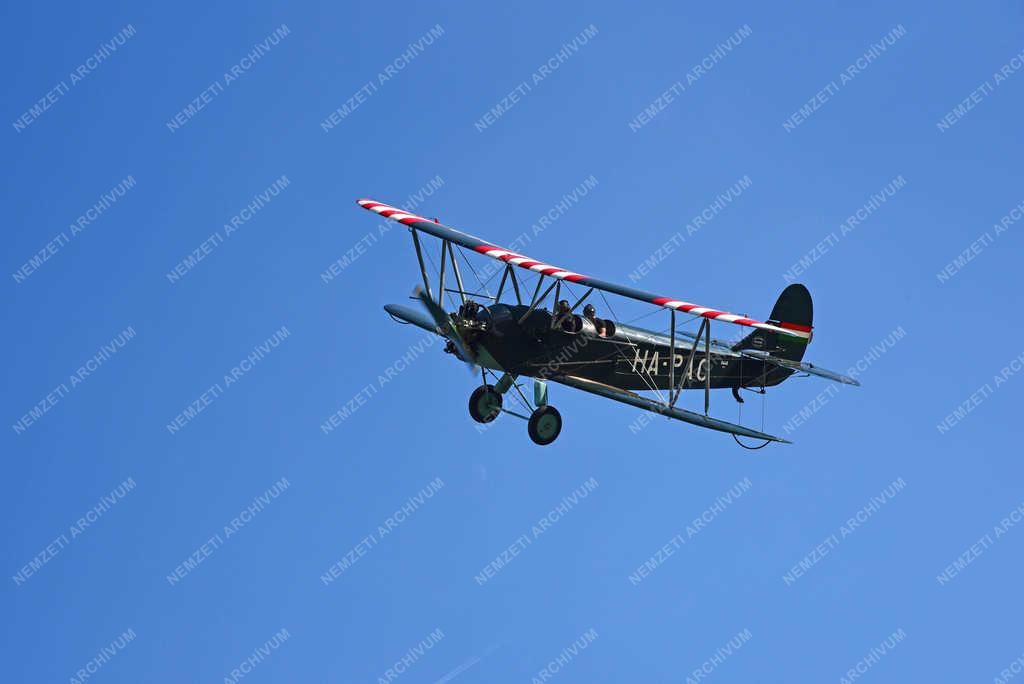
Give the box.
[737,349,860,386]
[551,375,791,444]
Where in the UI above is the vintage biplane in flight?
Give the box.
[356,198,859,446]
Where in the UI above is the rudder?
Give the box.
[733,284,813,363]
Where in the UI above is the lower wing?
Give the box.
[550,374,791,444]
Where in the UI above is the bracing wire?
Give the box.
[732,433,771,450]
[587,286,666,403]
[732,370,771,449]
[455,245,495,299]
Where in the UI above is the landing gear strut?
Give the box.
[471,374,564,445]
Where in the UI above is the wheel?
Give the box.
[528,405,562,445]
[469,385,502,423]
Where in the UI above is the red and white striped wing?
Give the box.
[356,198,811,340]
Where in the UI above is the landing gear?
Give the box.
[527,405,562,445]
[469,384,502,423]
[471,374,563,445]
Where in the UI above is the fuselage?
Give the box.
[458,303,793,391]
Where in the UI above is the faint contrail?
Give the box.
[433,644,500,683]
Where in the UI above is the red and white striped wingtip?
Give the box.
[357,199,588,282]
[357,198,429,226]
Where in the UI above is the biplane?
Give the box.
[356,198,859,446]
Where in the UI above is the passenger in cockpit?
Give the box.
[583,304,607,337]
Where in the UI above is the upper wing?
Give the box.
[357,198,810,340]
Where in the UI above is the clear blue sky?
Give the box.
[3,1,1023,682]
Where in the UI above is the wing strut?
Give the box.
[518,276,558,324]
[446,241,467,306]
[668,315,712,414]
[669,310,676,405]
[437,239,447,306]
[494,265,509,304]
[703,319,711,415]
[671,317,709,408]
[410,229,433,302]
[508,266,522,304]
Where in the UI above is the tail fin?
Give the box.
[733,284,813,363]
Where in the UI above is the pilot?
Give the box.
[460,300,480,320]
[555,299,575,331]
[583,303,607,337]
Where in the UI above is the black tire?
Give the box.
[469,385,502,423]
[527,405,562,445]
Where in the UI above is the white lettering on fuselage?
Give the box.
[630,348,712,380]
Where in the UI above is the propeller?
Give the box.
[413,287,478,370]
